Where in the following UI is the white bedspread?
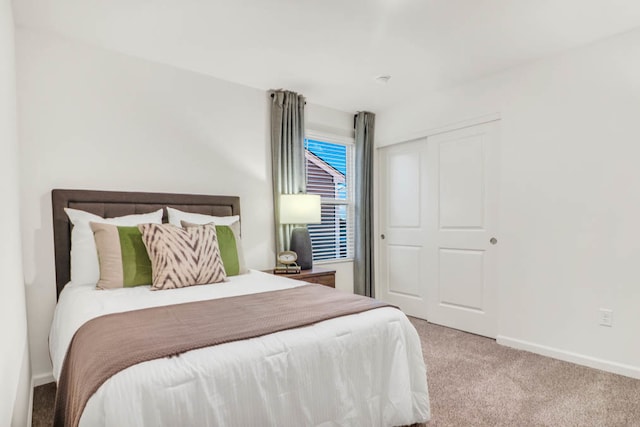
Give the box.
[50,270,430,427]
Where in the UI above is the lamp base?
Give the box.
[290,227,313,270]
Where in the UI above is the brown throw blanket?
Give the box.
[54,284,395,427]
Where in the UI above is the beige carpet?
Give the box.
[32,318,640,426]
[32,381,55,427]
[411,317,640,426]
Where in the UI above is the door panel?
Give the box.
[439,135,485,229]
[438,248,485,311]
[388,153,421,227]
[378,139,429,318]
[427,122,499,338]
[388,245,422,297]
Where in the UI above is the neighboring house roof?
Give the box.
[305,150,345,184]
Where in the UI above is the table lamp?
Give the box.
[279,194,321,270]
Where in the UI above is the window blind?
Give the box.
[305,137,354,262]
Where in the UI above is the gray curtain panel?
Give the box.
[270,90,307,255]
[354,111,375,297]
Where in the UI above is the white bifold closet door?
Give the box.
[378,121,499,338]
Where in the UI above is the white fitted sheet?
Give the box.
[50,270,430,426]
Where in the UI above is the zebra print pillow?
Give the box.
[138,223,227,290]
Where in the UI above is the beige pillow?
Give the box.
[138,223,227,290]
[90,222,152,289]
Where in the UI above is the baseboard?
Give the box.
[32,372,55,387]
[497,335,640,380]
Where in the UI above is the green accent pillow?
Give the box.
[90,223,152,289]
[181,220,247,276]
[215,225,240,276]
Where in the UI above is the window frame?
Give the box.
[304,130,355,264]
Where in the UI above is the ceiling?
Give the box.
[13,0,640,112]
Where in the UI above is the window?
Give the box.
[305,133,355,262]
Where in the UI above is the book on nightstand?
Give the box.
[273,265,301,274]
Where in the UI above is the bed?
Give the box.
[50,189,430,427]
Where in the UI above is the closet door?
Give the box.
[378,138,430,319]
[426,121,499,338]
[378,121,499,338]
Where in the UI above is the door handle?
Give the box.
[490,237,497,245]
[380,234,386,240]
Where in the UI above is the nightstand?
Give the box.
[263,266,336,288]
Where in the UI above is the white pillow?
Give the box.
[167,207,239,227]
[64,208,163,286]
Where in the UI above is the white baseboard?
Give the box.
[497,335,640,380]
[32,372,55,387]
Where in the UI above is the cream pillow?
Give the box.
[64,208,163,285]
[167,206,239,227]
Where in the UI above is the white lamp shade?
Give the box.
[279,194,321,225]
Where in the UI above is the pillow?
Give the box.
[138,223,227,290]
[90,223,152,289]
[181,220,247,276]
[167,206,239,227]
[64,208,163,285]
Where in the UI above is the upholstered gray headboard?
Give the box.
[51,189,241,297]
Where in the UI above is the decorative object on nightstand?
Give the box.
[279,194,321,270]
[274,250,301,274]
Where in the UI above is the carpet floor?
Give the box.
[32,317,640,426]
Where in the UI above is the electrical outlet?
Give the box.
[599,308,613,327]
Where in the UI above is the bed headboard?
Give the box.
[51,189,241,297]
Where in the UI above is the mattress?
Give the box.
[50,270,430,426]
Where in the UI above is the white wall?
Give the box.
[0,1,31,426]
[377,28,640,376]
[17,29,355,382]
[306,103,354,140]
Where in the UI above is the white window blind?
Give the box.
[305,134,354,262]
